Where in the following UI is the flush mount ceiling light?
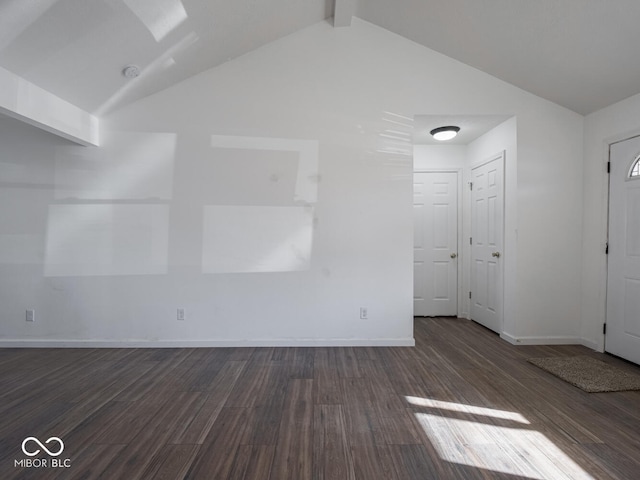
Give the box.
[430,126,460,141]
[122,64,141,79]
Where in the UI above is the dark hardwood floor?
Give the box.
[1,317,640,479]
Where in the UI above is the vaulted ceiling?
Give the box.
[0,0,332,115]
[1,0,639,116]
[357,0,640,115]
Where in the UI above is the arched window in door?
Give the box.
[631,157,640,178]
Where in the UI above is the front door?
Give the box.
[607,136,640,365]
[413,171,458,316]
[470,153,504,333]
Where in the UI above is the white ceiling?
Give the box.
[356,0,640,115]
[1,0,639,116]
[0,0,332,115]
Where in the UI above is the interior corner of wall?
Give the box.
[500,331,519,345]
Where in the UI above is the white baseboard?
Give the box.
[0,337,415,348]
[500,332,583,346]
[580,338,601,352]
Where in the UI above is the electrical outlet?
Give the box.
[26,309,35,322]
[177,308,186,321]
[360,307,368,319]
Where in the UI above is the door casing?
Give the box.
[413,168,463,316]
[468,152,505,334]
[605,135,640,364]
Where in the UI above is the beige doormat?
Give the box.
[527,355,640,393]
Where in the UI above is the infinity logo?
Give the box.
[21,437,64,457]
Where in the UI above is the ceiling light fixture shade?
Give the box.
[430,126,460,141]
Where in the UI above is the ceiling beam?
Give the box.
[0,67,99,146]
[334,0,355,27]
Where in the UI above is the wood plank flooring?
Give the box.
[1,317,640,479]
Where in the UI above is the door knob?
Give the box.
[492,251,501,258]
[450,253,457,259]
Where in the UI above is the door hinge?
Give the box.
[607,161,611,174]
[469,182,473,191]
[469,291,472,299]
[605,243,609,255]
[469,237,472,245]
[603,323,607,335]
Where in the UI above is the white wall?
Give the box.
[582,92,640,351]
[413,145,466,170]
[0,18,584,346]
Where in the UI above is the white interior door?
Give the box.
[607,136,640,365]
[470,153,504,333]
[413,171,458,316]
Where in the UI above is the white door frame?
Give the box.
[467,151,506,334]
[414,168,464,317]
[605,134,640,361]
[584,130,640,353]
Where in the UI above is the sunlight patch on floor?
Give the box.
[405,396,530,424]
[408,397,594,480]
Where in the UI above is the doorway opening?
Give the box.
[412,115,514,336]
